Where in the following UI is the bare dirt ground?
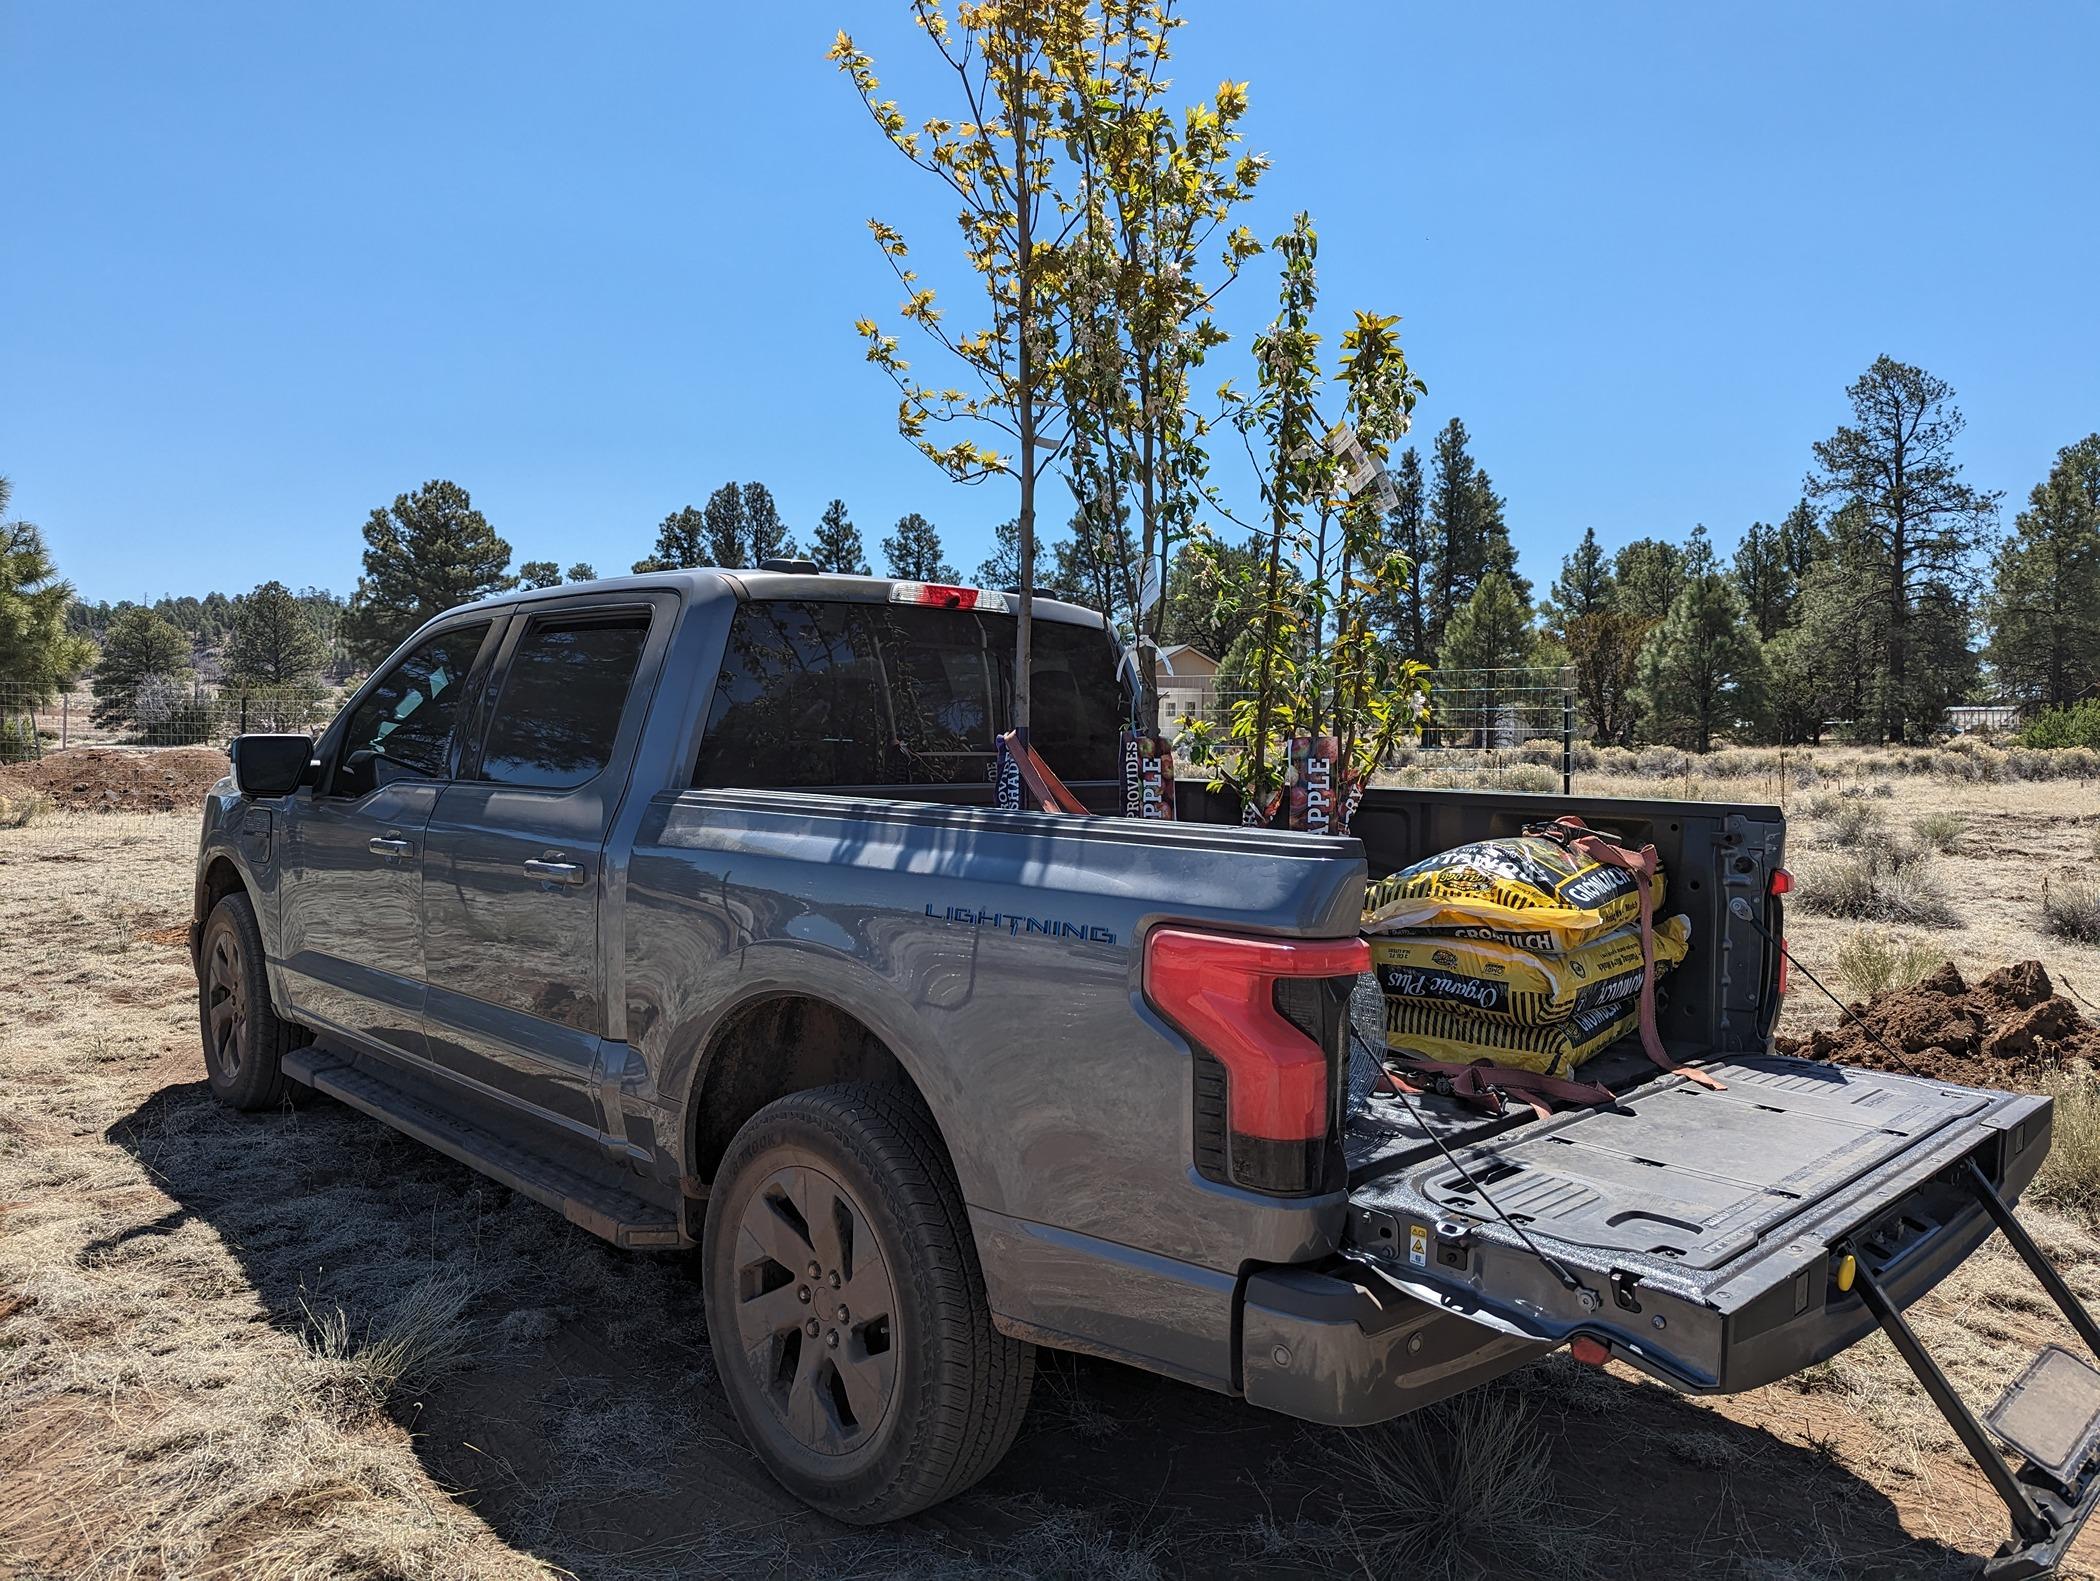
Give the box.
[3,757,2099,1578]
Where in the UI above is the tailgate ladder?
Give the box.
[1849,1158,2100,1579]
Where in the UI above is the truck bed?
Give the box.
[1338,785,2053,1395]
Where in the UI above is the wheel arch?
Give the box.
[675,984,969,1206]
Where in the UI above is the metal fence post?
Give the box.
[240,694,248,735]
[1561,684,1575,795]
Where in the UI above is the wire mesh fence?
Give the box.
[1163,666,1579,792]
[0,680,344,761]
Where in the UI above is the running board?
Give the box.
[1850,1158,2100,1579]
[284,1047,689,1251]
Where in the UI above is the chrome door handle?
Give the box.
[368,835,415,858]
[523,858,587,886]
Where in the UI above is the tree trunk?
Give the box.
[1011,45,1034,734]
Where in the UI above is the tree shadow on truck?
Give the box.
[105,1076,1986,1579]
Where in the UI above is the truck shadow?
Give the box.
[107,1078,1988,1580]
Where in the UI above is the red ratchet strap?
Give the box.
[1540,816,1726,1092]
[996,729,1090,815]
[1377,1056,1614,1120]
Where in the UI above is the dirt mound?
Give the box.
[1775,960,2100,1082]
[0,747,230,813]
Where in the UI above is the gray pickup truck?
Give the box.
[193,567,2100,1570]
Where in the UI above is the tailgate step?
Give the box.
[1989,1346,2100,1484]
[286,1047,688,1250]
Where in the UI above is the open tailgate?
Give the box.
[1343,1054,2051,1394]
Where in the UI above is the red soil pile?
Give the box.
[1776,960,2100,1083]
[0,747,230,814]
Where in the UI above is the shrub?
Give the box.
[2035,1071,2100,1225]
[1822,799,1889,849]
[1911,811,1963,854]
[2042,878,2100,946]
[1636,746,1688,776]
[1867,778,1894,799]
[1796,848,1957,925]
[0,789,52,829]
[1496,764,1560,793]
[1835,930,1945,998]
[2020,700,2100,751]
[0,717,37,764]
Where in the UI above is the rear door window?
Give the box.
[694,599,1124,789]
[694,601,889,788]
[476,612,651,789]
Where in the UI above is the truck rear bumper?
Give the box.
[1239,1262,1549,1427]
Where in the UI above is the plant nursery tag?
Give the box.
[1119,732,1176,820]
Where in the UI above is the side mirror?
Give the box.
[230,734,314,798]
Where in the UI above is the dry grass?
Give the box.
[1833,929,1946,998]
[2037,1072,2100,1225]
[1795,845,1957,926]
[7,780,2100,1578]
[2044,877,2100,947]
[1911,810,1965,854]
[1288,1388,1596,1580]
[0,788,51,829]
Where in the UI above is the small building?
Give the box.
[1944,703,2019,735]
[1153,644,1219,727]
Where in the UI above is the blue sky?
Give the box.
[5,2,2096,606]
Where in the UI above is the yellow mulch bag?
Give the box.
[1362,833,1666,952]
[1383,994,1647,1078]
[1370,915,1691,1028]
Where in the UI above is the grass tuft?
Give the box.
[2042,878,2100,946]
[1911,810,1963,854]
[1302,1389,1595,1580]
[303,1271,478,1408]
[1834,930,1946,998]
[1796,848,1957,926]
[2034,1071,2100,1225]
[0,790,52,830]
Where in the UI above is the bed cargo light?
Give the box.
[889,582,1008,613]
[1144,929,1369,1195]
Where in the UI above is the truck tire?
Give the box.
[702,1081,1034,1523]
[196,891,294,1112]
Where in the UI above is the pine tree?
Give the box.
[1732,521,1791,639]
[1374,447,1433,659]
[742,482,795,562]
[702,483,747,567]
[1613,537,1687,623]
[342,480,514,666]
[882,513,959,581]
[1420,421,1529,647]
[518,560,562,588]
[1637,534,1768,752]
[1545,529,1640,744]
[90,607,192,729]
[633,506,708,573]
[1470,467,1529,605]
[1805,356,1997,741]
[1987,434,2100,711]
[1777,499,1826,582]
[0,476,93,702]
[564,562,596,582]
[1160,534,1266,659]
[976,517,1048,590]
[1436,571,1536,745]
[809,499,870,574]
[225,581,326,695]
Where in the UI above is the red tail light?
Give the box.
[1144,929,1369,1194]
[889,581,1008,612]
[1771,868,1794,896]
